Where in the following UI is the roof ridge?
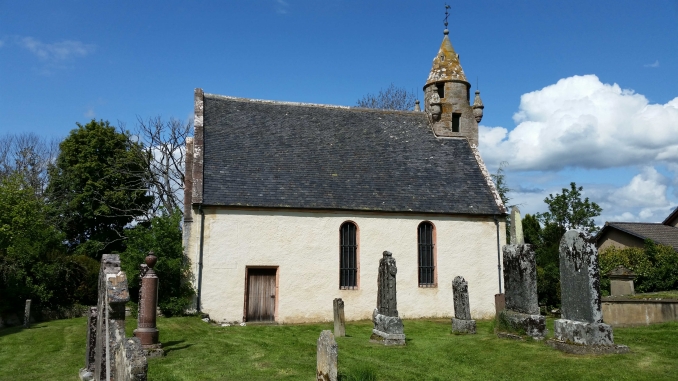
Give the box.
[609,221,665,225]
[204,93,423,115]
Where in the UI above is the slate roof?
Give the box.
[599,222,678,251]
[201,94,504,215]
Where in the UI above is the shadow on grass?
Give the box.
[162,340,192,355]
[0,324,48,338]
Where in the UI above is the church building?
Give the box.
[182,28,507,324]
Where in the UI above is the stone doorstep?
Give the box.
[370,329,406,346]
[546,339,630,355]
[451,318,476,334]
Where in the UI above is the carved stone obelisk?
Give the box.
[134,252,164,357]
[370,251,406,346]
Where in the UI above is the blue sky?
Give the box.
[1,1,678,225]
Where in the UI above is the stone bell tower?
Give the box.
[424,27,484,146]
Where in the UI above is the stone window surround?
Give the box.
[418,221,438,288]
[339,221,360,290]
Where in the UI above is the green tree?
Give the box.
[46,120,154,258]
[0,174,96,313]
[527,182,602,308]
[537,182,602,234]
[490,162,512,242]
[120,209,194,317]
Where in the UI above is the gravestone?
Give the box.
[79,254,148,381]
[499,206,546,339]
[451,276,476,334]
[510,206,524,245]
[547,230,629,354]
[316,330,338,381]
[333,298,345,337]
[608,266,636,296]
[370,251,406,345]
[23,299,31,328]
[134,252,164,357]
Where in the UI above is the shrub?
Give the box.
[120,209,194,317]
[599,240,678,294]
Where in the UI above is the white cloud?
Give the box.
[609,167,669,208]
[644,60,660,68]
[0,39,5,48]
[479,75,678,171]
[275,0,289,14]
[16,36,95,62]
[84,108,96,118]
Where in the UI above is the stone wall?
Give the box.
[602,298,678,327]
[80,254,147,381]
[187,208,505,323]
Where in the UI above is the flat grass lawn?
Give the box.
[1,317,677,380]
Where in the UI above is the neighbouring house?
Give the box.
[182,28,507,324]
[595,209,678,252]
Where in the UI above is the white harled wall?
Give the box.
[186,207,505,324]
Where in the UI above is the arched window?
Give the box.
[418,222,435,286]
[340,222,358,289]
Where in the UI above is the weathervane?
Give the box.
[444,4,451,29]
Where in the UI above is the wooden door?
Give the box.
[246,268,276,322]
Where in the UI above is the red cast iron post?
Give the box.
[134,251,164,356]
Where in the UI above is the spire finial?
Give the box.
[444,4,451,34]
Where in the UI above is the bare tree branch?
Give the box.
[356,83,418,111]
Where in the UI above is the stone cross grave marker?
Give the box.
[370,251,406,345]
[316,330,337,381]
[548,230,629,354]
[451,276,476,334]
[333,298,345,337]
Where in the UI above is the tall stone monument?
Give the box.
[548,230,629,354]
[370,251,406,346]
[134,252,164,358]
[451,276,476,334]
[316,330,338,381]
[499,206,546,339]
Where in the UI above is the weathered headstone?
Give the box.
[333,298,345,337]
[548,230,629,354]
[370,251,406,345]
[79,254,148,381]
[510,206,524,245]
[451,276,476,334]
[608,266,636,296]
[499,207,546,339]
[23,299,31,328]
[134,252,164,358]
[316,330,338,381]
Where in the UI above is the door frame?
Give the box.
[243,266,279,322]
